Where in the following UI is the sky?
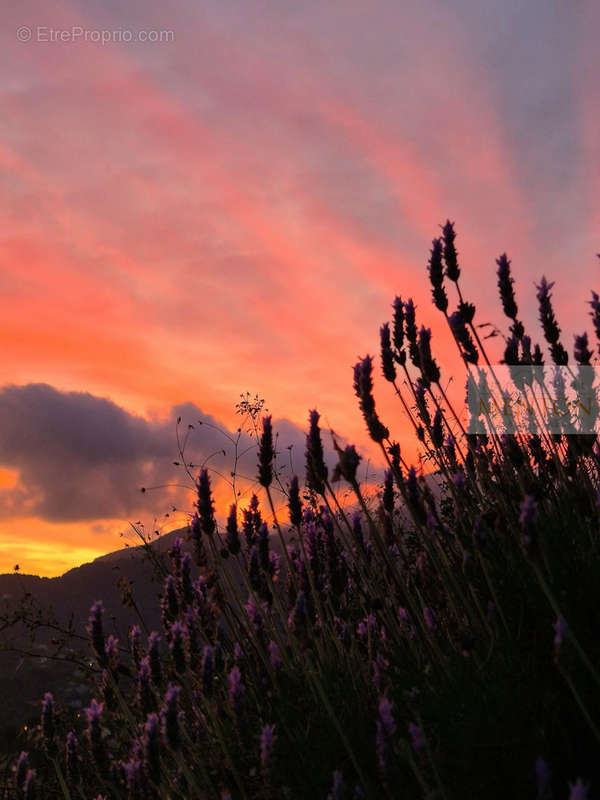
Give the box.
[1,0,599,576]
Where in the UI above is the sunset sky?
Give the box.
[1,0,599,576]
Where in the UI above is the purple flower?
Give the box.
[535,757,550,797]
[122,758,142,794]
[327,770,346,800]
[392,296,405,354]
[190,513,207,566]
[417,326,441,384]
[258,522,270,572]
[245,595,266,638]
[87,601,106,666]
[408,722,425,752]
[143,713,161,785]
[196,468,216,536]
[452,471,465,490]
[520,495,538,554]
[13,751,28,791]
[332,444,362,485]
[373,651,389,692]
[65,732,79,780]
[553,616,568,661]
[85,699,105,764]
[148,631,162,685]
[496,253,519,322]
[379,698,395,735]
[428,237,448,312]
[161,684,181,750]
[404,298,420,367]
[536,276,568,365]
[569,778,589,800]
[161,575,179,626]
[288,475,303,528]
[105,635,119,670]
[169,621,187,675]
[574,333,593,365]
[260,724,276,771]
[23,769,36,800]
[288,590,307,633]
[306,410,328,495]
[234,641,244,665]
[353,357,390,443]
[442,219,460,281]
[41,692,54,742]
[169,536,183,574]
[376,697,396,778]
[268,640,281,669]
[589,291,600,353]
[258,415,274,488]
[201,645,214,695]
[226,504,241,555]
[423,607,435,631]
[228,666,244,717]
[137,657,156,715]
[449,310,478,364]
[181,552,193,604]
[380,322,397,383]
[129,625,142,667]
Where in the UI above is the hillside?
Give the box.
[0,528,187,743]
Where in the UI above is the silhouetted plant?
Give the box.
[4,223,600,800]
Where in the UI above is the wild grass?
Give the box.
[5,222,600,799]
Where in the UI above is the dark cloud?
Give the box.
[0,384,362,523]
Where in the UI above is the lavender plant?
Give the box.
[5,224,600,800]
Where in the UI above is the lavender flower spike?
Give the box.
[589,291,600,353]
[260,724,276,771]
[442,219,460,281]
[258,415,274,488]
[520,495,538,556]
[408,722,425,753]
[569,778,589,800]
[85,698,105,764]
[380,322,397,382]
[13,751,28,792]
[23,770,36,800]
[196,468,216,536]
[228,665,245,717]
[327,770,346,800]
[41,692,54,743]
[143,713,161,785]
[306,409,328,495]
[161,684,181,750]
[87,601,106,666]
[535,757,550,798]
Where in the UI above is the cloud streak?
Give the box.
[0,383,348,526]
